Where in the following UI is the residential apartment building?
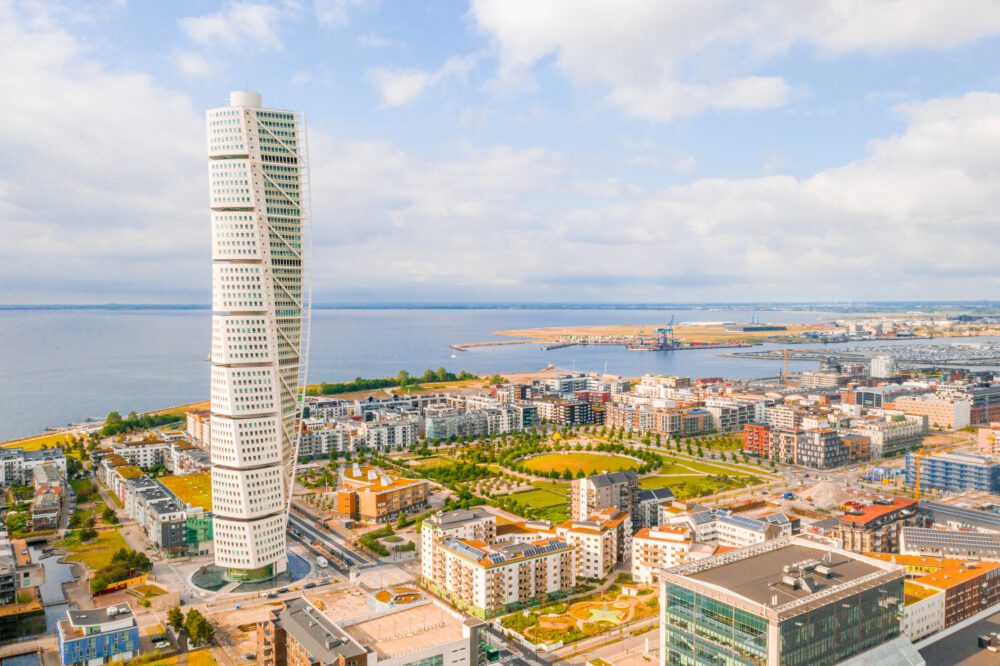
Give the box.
[58,604,139,666]
[335,465,428,523]
[185,410,212,447]
[662,504,786,549]
[869,356,897,379]
[421,509,498,584]
[901,527,1000,561]
[889,394,971,430]
[635,486,675,528]
[570,470,639,521]
[867,553,1000,634]
[742,423,772,457]
[795,429,848,469]
[432,537,575,618]
[849,413,927,459]
[533,399,595,426]
[661,536,904,666]
[977,422,1000,456]
[631,526,692,584]
[835,497,918,553]
[111,439,170,469]
[905,451,1000,494]
[0,447,66,487]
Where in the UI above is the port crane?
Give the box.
[654,315,675,347]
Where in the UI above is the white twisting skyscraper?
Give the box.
[207,91,311,581]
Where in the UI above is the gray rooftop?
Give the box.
[428,508,493,528]
[588,470,638,487]
[841,636,925,666]
[67,603,134,627]
[278,598,365,664]
[638,486,675,503]
[671,539,897,616]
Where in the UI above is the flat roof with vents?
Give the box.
[664,536,903,620]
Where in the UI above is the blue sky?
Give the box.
[2,0,1000,303]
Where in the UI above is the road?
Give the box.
[287,511,377,567]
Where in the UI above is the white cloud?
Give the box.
[314,0,370,28]
[470,0,1000,120]
[368,55,477,108]
[291,69,313,85]
[357,31,400,48]
[180,2,286,53]
[306,91,1000,301]
[172,51,220,79]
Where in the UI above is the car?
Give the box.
[264,593,277,599]
[303,582,316,589]
[153,640,170,650]
[277,587,289,594]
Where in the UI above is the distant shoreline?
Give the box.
[4,302,1000,314]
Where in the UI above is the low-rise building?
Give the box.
[58,603,139,666]
[901,526,1000,561]
[867,552,1000,633]
[112,438,170,470]
[662,502,787,548]
[336,465,428,523]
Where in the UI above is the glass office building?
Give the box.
[662,536,904,666]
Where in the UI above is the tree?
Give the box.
[167,606,184,632]
[396,370,411,388]
[79,527,98,542]
[185,609,215,647]
[102,506,119,524]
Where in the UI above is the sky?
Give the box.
[2,0,1000,304]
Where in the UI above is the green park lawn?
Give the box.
[56,528,131,570]
[521,452,639,476]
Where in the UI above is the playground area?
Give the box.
[500,584,659,645]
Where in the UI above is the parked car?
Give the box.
[304,582,316,589]
[277,587,289,594]
[153,640,170,650]
[264,593,277,599]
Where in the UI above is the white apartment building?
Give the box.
[186,411,212,447]
[901,583,945,642]
[434,537,575,618]
[631,526,693,583]
[208,91,310,581]
[421,509,499,584]
[870,355,897,379]
[661,503,787,549]
[850,413,927,459]
[112,440,171,469]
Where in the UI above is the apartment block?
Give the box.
[421,509,498,584]
[889,394,971,430]
[185,410,212,447]
[835,497,918,553]
[433,537,575,618]
[58,604,139,666]
[570,470,639,521]
[631,526,693,584]
[905,451,1000,494]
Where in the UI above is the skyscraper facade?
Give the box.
[207,91,310,581]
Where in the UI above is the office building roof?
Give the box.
[67,603,134,627]
[666,536,901,619]
[585,470,638,487]
[342,601,465,660]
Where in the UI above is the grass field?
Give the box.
[1,431,74,450]
[506,487,570,522]
[152,401,209,418]
[521,452,639,475]
[408,456,457,469]
[159,472,212,509]
[145,649,217,666]
[530,479,570,494]
[394,379,484,395]
[56,528,130,570]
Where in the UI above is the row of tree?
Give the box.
[100,411,181,437]
[90,548,152,594]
